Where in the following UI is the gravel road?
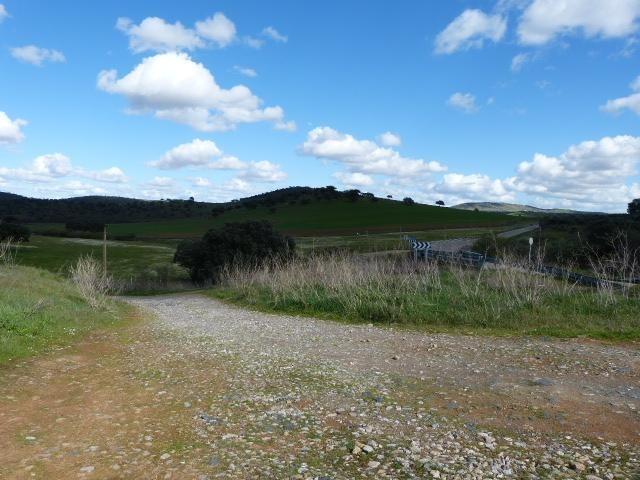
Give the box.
[120,293,639,479]
[2,293,637,479]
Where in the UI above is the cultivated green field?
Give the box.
[13,236,187,283]
[103,199,519,238]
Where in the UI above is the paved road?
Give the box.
[429,223,539,252]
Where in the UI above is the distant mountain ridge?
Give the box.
[452,202,597,214]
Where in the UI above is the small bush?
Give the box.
[69,256,115,309]
[0,223,30,242]
[174,221,295,284]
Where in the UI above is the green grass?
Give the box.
[0,265,133,365]
[296,225,520,253]
[106,198,521,238]
[208,255,640,340]
[13,235,187,282]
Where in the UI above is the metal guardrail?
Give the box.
[417,247,639,288]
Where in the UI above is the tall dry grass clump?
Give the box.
[69,256,115,309]
[216,248,640,336]
[588,234,640,305]
[0,238,17,266]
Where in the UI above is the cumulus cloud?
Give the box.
[196,13,237,47]
[435,173,515,202]
[601,75,640,115]
[152,138,223,169]
[238,160,287,182]
[0,111,27,145]
[0,4,8,23]
[116,17,203,53]
[148,176,174,187]
[377,131,402,147]
[190,177,211,187]
[300,127,446,185]
[262,26,288,42]
[333,171,374,187]
[98,52,291,132]
[434,9,506,54]
[0,153,128,185]
[508,135,640,209]
[79,166,128,183]
[518,0,640,45]
[234,65,257,77]
[447,92,479,113]
[11,45,65,66]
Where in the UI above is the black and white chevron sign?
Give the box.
[410,240,431,251]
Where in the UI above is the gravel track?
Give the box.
[121,293,640,479]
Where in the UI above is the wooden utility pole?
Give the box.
[103,225,107,275]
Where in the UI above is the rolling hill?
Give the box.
[452,202,590,214]
[107,197,519,238]
[1,187,522,238]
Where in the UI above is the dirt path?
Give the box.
[1,294,638,479]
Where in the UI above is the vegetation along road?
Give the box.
[2,293,637,478]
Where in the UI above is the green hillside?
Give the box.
[108,198,519,238]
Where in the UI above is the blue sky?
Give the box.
[1,0,639,212]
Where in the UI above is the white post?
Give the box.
[528,237,534,263]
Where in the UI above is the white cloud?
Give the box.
[196,13,237,48]
[116,17,203,53]
[300,127,446,179]
[434,9,506,54]
[509,135,640,209]
[274,120,297,132]
[0,154,128,186]
[510,52,530,72]
[148,176,174,187]
[0,4,8,23]
[447,92,479,113]
[435,173,515,202]
[262,26,288,42]
[98,52,291,132]
[234,65,257,77]
[80,166,128,183]
[238,160,287,182]
[244,36,264,49]
[333,171,374,187]
[152,138,222,169]
[601,75,640,115]
[191,177,211,187]
[0,111,27,145]
[11,45,65,66]
[518,0,640,45]
[378,131,402,147]
[209,156,247,170]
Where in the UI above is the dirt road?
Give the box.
[1,294,638,478]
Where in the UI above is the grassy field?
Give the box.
[0,265,133,364]
[14,236,182,278]
[210,254,640,340]
[101,198,519,239]
[296,225,519,253]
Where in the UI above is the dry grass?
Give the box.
[214,250,640,338]
[69,256,116,309]
[0,238,17,266]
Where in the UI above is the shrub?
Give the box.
[402,197,415,206]
[69,256,114,309]
[0,223,30,242]
[174,221,295,284]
